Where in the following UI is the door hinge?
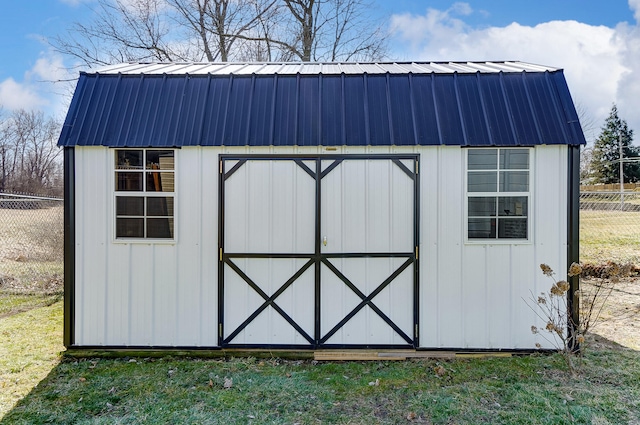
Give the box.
[415,324,419,337]
[219,160,223,174]
[219,248,223,262]
[219,323,223,338]
[415,159,419,175]
[415,246,419,260]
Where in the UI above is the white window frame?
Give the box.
[113,148,176,243]
[464,147,532,244]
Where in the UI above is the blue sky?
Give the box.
[1,0,639,141]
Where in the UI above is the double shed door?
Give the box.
[219,155,419,348]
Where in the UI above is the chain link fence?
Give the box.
[0,193,64,316]
[0,189,638,316]
[580,191,640,265]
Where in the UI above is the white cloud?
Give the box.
[630,0,640,23]
[27,54,70,83]
[389,6,640,143]
[58,0,91,6]
[0,78,46,110]
[450,2,473,16]
[0,51,77,118]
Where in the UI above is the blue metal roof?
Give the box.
[58,62,586,147]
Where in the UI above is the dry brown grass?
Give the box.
[0,205,63,314]
[0,205,63,262]
[580,209,640,264]
[584,277,640,351]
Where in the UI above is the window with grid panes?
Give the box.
[114,149,175,239]
[467,148,530,240]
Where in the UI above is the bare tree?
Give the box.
[168,0,278,62]
[575,102,598,184]
[51,0,387,65]
[52,0,181,66]
[0,110,62,195]
[236,0,387,61]
[281,0,387,61]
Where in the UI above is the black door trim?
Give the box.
[219,154,420,349]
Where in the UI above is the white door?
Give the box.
[319,158,416,347]
[220,155,418,348]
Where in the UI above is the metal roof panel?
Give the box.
[58,62,586,148]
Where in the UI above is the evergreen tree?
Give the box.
[590,104,639,184]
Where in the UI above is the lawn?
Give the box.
[1,303,639,424]
[580,209,640,264]
[0,302,64,416]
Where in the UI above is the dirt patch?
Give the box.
[0,274,63,294]
[583,277,640,351]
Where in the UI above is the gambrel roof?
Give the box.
[58,61,586,147]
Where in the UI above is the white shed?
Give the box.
[58,61,585,352]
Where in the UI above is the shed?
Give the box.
[58,61,585,351]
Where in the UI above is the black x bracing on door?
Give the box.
[218,154,419,349]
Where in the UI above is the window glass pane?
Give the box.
[498,218,528,238]
[468,172,497,192]
[116,218,144,238]
[147,197,174,216]
[146,172,174,192]
[147,218,174,238]
[468,149,497,170]
[146,150,175,170]
[468,218,496,238]
[116,150,143,170]
[499,171,529,192]
[498,197,527,216]
[116,196,144,216]
[468,197,496,217]
[116,172,143,191]
[500,149,529,170]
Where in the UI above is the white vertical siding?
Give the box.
[75,147,110,345]
[222,159,316,345]
[224,160,316,254]
[320,257,413,346]
[418,145,568,349]
[74,147,220,347]
[223,258,315,345]
[74,144,568,349]
[320,159,414,254]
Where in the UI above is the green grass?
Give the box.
[0,292,62,317]
[0,259,63,316]
[0,302,64,416]
[1,303,640,424]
